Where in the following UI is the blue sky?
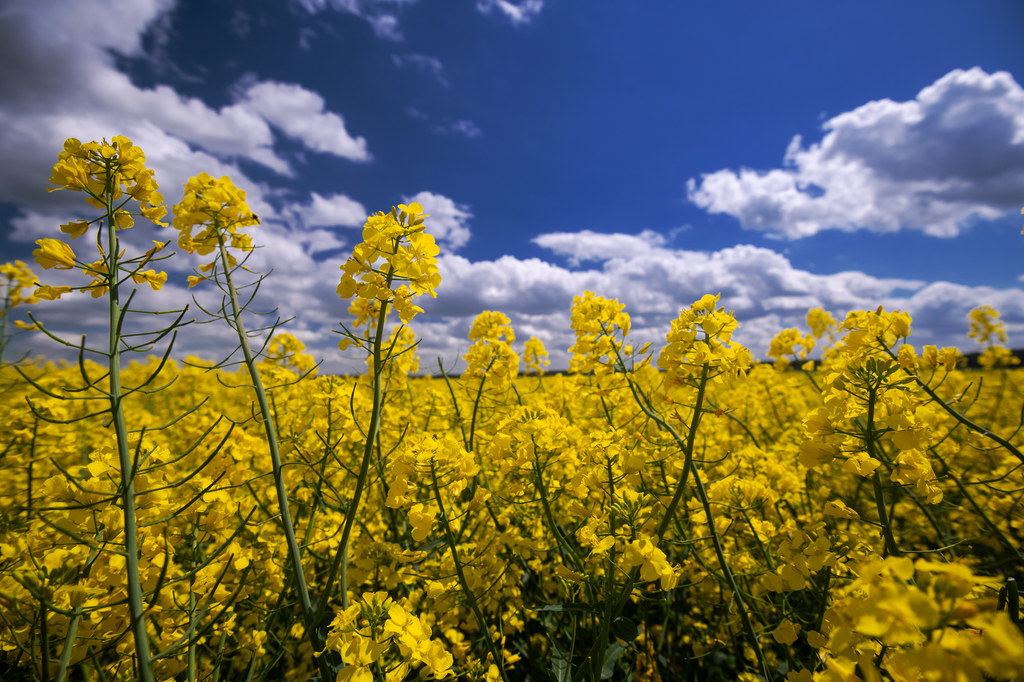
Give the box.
[2,0,1023,372]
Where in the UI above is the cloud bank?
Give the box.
[688,68,1024,238]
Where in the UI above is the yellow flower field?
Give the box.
[0,137,1022,681]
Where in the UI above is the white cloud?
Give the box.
[406,110,482,138]
[290,192,368,228]
[688,68,1024,239]
[392,53,449,86]
[293,0,419,40]
[402,191,473,251]
[476,0,545,25]
[239,81,370,162]
[14,222,1024,373]
[0,0,370,221]
[533,229,666,266]
[411,232,1024,371]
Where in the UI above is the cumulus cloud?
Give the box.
[412,231,1024,371]
[14,220,1024,374]
[475,0,545,25]
[289,192,368,228]
[533,229,667,266]
[0,0,370,221]
[688,68,1024,238]
[238,81,370,162]
[402,191,473,251]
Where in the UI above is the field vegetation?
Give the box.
[1,136,1022,681]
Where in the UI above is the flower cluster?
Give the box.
[801,308,944,505]
[172,173,260,284]
[5,137,1023,681]
[1,261,39,332]
[337,203,441,330]
[968,304,1020,369]
[32,136,169,300]
[657,293,751,381]
[321,591,454,680]
[522,336,550,375]
[463,311,519,384]
[568,291,640,374]
[767,327,816,370]
[813,557,1024,681]
[47,136,166,225]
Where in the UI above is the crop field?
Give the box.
[1,137,1023,681]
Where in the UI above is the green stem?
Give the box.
[213,235,327,676]
[317,264,394,623]
[54,606,83,682]
[104,169,155,682]
[0,287,11,382]
[430,461,511,682]
[866,385,900,557]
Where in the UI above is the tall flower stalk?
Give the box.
[321,202,440,621]
[30,136,173,682]
[171,174,332,675]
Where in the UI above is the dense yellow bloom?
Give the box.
[47,135,166,226]
[767,327,815,370]
[172,173,260,261]
[7,140,1024,682]
[0,261,39,308]
[568,291,634,374]
[658,293,750,380]
[522,336,550,375]
[464,310,519,384]
[337,202,441,330]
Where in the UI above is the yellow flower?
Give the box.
[408,503,436,542]
[33,238,76,269]
[172,173,259,257]
[47,136,167,226]
[1,260,39,306]
[824,499,861,521]
[773,620,800,645]
[621,536,681,590]
[131,269,167,291]
[59,220,91,239]
[34,285,73,300]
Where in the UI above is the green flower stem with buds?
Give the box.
[211,231,331,679]
[101,162,156,682]
[317,264,394,622]
[879,342,1024,466]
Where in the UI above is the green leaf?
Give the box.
[601,641,628,679]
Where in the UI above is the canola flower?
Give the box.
[34,136,169,300]
[1,260,40,377]
[20,135,177,682]
[2,137,1023,682]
